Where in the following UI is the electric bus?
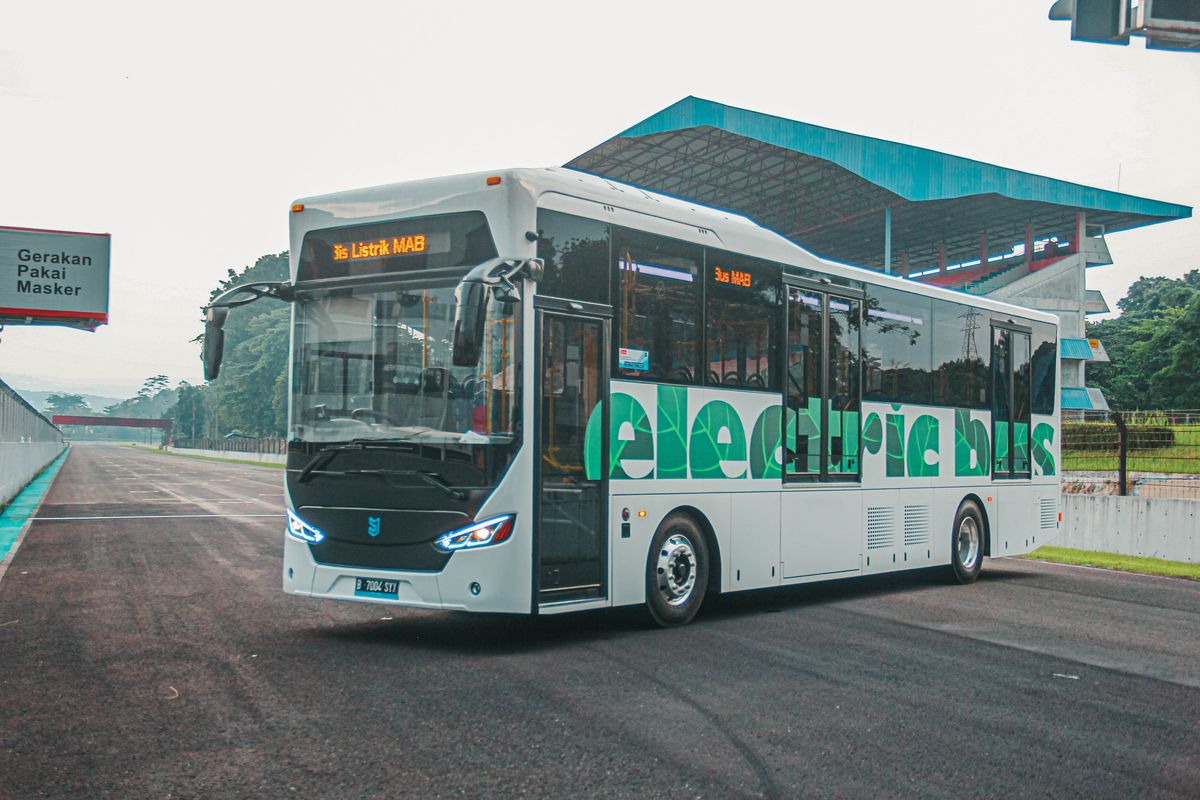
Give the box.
[203,168,1061,627]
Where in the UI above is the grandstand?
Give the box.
[568,97,1192,410]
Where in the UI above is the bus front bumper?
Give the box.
[282,532,527,613]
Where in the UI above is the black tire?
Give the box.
[645,513,709,628]
[948,500,985,584]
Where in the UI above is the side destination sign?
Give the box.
[0,226,111,329]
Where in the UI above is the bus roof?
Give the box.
[292,167,1060,327]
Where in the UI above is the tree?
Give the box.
[45,393,90,416]
[137,375,170,399]
[105,376,178,419]
[168,381,208,441]
[1149,295,1200,409]
[191,252,290,437]
[1087,269,1200,409]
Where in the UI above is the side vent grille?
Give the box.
[903,505,931,546]
[1040,497,1058,529]
[866,507,895,550]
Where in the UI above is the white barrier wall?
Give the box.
[0,378,65,506]
[1060,494,1200,564]
[162,446,286,465]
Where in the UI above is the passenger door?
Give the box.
[992,324,1032,479]
[780,283,863,579]
[783,285,862,482]
[535,308,608,604]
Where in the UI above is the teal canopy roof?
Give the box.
[1061,388,1096,410]
[567,97,1191,271]
[1061,338,1098,360]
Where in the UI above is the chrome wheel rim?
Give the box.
[957,516,980,571]
[656,532,697,607]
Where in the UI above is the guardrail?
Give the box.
[170,437,286,455]
[0,377,65,506]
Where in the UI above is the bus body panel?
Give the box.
[283,170,542,614]
[283,430,537,613]
[729,491,782,590]
[608,489,731,607]
[281,166,1061,616]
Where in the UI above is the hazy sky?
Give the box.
[1,0,1197,397]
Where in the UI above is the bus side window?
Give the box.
[863,286,932,405]
[1031,322,1057,415]
[704,250,781,390]
[535,209,610,304]
[932,299,989,409]
[612,227,702,384]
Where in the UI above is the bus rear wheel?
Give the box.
[948,500,985,584]
[645,513,709,627]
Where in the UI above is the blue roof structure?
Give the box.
[567,97,1191,272]
[1061,338,1098,360]
[1062,387,1097,410]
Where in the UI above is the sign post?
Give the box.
[0,226,111,331]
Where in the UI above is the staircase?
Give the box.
[964,260,1028,294]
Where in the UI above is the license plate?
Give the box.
[354,577,399,599]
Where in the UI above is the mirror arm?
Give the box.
[207,280,295,311]
[200,281,294,383]
[460,258,543,288]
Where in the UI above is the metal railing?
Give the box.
[169,436,287,455]
[0,377,65,506]
[1063,410,1200,499]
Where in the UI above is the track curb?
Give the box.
[0,447,71,586]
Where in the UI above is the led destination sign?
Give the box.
[299,211,496,282]
[331,233,444,262]
[713,265,752,288]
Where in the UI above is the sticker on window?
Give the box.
[618,347,649,371]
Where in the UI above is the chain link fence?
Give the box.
[1063,410,1200,499]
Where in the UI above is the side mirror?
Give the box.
[198,280,293,381]
[202,305,229,381]
[451,257,538,367]
[452,281,490,367]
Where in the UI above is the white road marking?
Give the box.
[36,513,286,521]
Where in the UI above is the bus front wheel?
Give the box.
[645,513,709,627]
[948,500,985,584]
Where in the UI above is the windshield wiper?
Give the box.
[340,469,467,501]
[296,439,417,484]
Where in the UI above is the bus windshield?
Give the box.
[290,281,518,448]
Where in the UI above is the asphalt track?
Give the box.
[1,443,1198,799]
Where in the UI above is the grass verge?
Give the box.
[130,444,285,470]
[1023,545,1200,581]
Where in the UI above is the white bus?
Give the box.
[204,168,1061,626]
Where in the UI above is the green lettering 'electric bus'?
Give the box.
[203,168,1060,626]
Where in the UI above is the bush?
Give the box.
[1061,422,1175,452]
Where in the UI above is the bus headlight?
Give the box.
[287,509,325,544]
[434,515,515,552]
